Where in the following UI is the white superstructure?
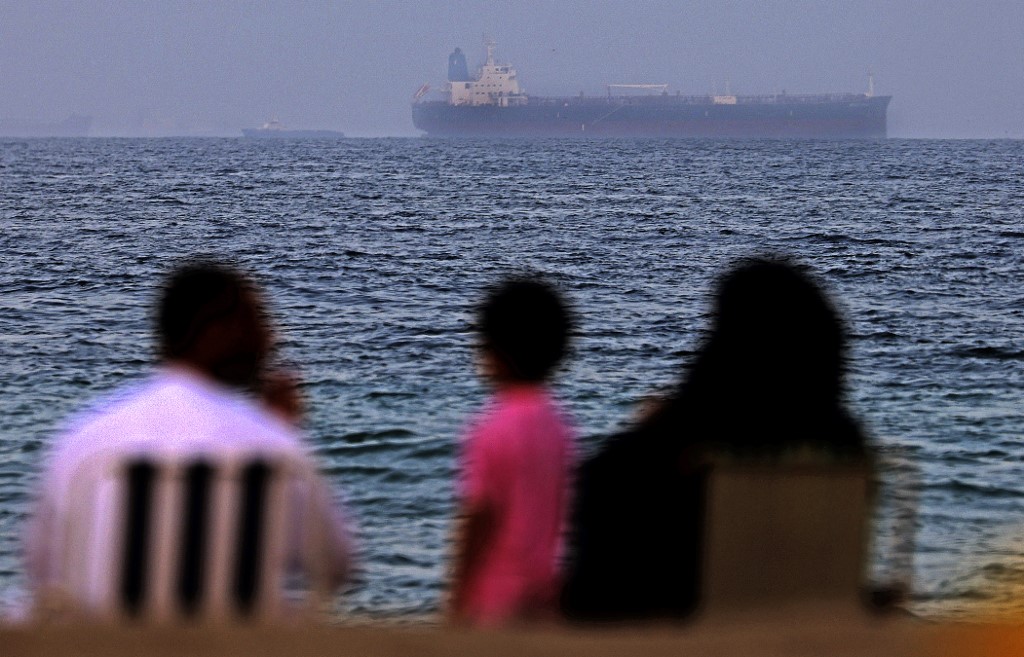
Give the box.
[447,40,527,107]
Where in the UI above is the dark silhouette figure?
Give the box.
[158,263,270,386]
[158,262,302,422]
[562,257,869,621]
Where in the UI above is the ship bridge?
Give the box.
[446,40,527,108]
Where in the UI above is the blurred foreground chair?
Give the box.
[699,462,871,615]
[45,454,335,624]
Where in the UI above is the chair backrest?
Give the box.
[59,453,332,624]
[699,463,870,614]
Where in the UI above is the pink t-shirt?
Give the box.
[458,385,573,625]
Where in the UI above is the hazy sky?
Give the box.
[2,1,1022,137]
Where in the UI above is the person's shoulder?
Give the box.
[204,384,306,452]
[108,369,301,452]
[461,392,524,465]
[503,384,571,426]
[580,427,667,477]
[52,374,160,441]
[41,374,165,477]
[592,427,654,457]
[464,388,509,428]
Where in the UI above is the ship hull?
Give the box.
[413,95,890,138]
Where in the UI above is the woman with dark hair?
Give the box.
[562,257,869,621]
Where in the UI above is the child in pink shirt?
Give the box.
[450,278,575,626]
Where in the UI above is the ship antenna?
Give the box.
[867,70,875,97]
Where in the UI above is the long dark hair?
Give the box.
[643,257,864,456]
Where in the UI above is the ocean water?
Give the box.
[1,137,1023,620]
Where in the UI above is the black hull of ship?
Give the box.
[413,95,891,138]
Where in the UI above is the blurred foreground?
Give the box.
[12,610,1024,657]
[0,611,925,657]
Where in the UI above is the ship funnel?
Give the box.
[448,47,470,82]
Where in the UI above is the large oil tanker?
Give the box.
[412,43,890,138]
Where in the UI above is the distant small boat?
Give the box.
[242,119,345,139]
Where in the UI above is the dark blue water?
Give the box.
[1,137,1023,620]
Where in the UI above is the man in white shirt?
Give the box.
[25,261,352,616]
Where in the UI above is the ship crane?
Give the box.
[412,83,431,102]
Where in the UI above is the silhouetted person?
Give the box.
[449,277,575,626]
[25,260,353,614]
[562,257,869,621]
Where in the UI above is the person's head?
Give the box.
[705,256,845,403]
[648,256,859,453]
[156,261,271,389]
[476,277,572,385]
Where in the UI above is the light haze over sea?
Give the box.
[1,137,1023,620]
[2,1,1023,138]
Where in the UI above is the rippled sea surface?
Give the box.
[1,137,1023,620]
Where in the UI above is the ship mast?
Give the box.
[484,36,496,67]
[867,70,875,97]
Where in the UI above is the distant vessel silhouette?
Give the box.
[242,119,345,139]
[413,41,891,138]
[0,114,92,138]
